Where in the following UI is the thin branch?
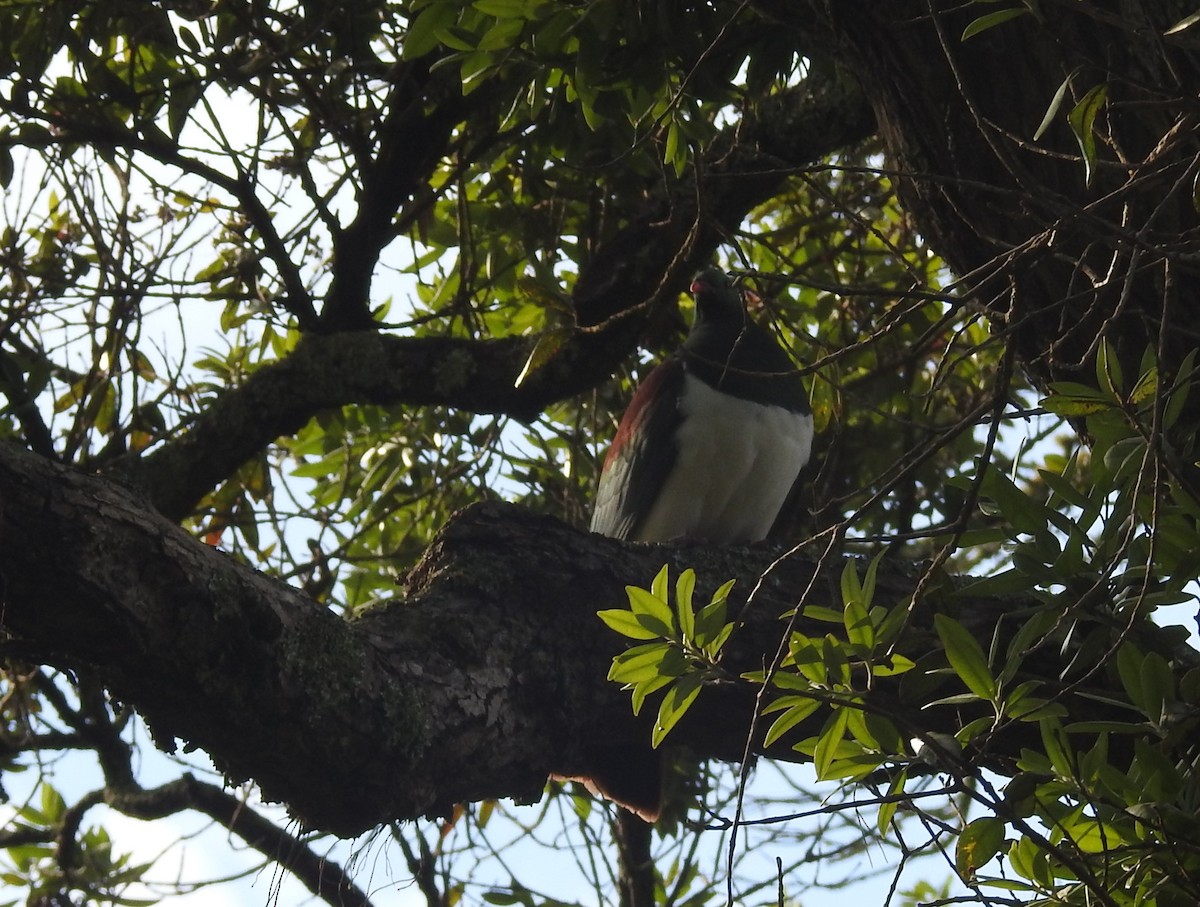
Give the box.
[108,775,376,907]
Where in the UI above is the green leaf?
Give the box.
[1181,667,1200,703]
[957,715,995,744]
[483,890,522,905]
[1034,69,1078,141]
[1039,717,1073,775]
[39,784,65,824]
[1045,380,1111,400]
[652,672,702,748]
[757,670,810,690]
[818,752,881,781]
[813,707,851,779]
[809,369,837,433]
[934,614,997,702]
[597,609,661,640]
[1096,337,1124,397]
[630,674,673,715]
[958,566,1022,598]
[789,634,827,685]
[676,568,696,641]
[1165,10,1200,35]
[1039,387,1114,417]
[129,349,158,381]
[0,144,13,190]
[926,692,988,708]
[704,622,734,659]
[1009,836,1054,888]
[763,696,821,747]
[961,7,1028,41]
[978,467,1047,535]
[1063,720,1144,734]
[1128,363,1157,406]
[694,579,733,645]
[1073,817,1126,853]
[403,2,458,60]
[1164,349,1196,428]
[860,549,884,607]
[1009,698,1068,722]
[1001,610,1056,685]
[663,120,687,178]
[1113,643,1142,710]
[514,328,568,387]
[626,583,674,635]
[877,768,907,834]
[874,601,912,649]
[1102,436,1145,480]
[822,633,851,687]
[650,563,669,603]
[844,706,877,748]
[473,0,536,18]
[1139,651,1175,721]
[608,643,668,683]
[1067,83,1109,186]
[1037,467,1091,511]
[1041,391,1113,415]
[839,557,863,606]
[871,653,916,677]
[957,817,1007,879]
[167,77,203,140]
[844,599,873,650]
[802,605,845,623]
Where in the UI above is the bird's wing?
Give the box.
[589,358,685,540]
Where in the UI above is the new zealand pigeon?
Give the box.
[590,268,813,544]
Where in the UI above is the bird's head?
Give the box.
[689,268,745,327]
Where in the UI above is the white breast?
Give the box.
[633,373,813,543]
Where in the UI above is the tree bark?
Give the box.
[2,442,1191,838]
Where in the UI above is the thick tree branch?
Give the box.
[108,328,635,521]
[320,61,480,332]
[3,443,1191,840]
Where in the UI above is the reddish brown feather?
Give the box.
[602,359,678,472]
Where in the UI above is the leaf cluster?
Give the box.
[600,565,735,748]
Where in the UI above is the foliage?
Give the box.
[1,0,1199,906]
[0,783,151,907]
[600,565,735,746]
